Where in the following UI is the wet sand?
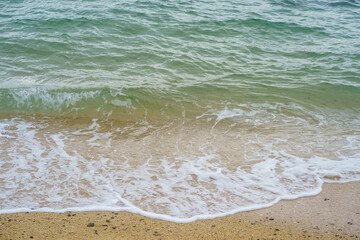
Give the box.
[0,182,359,239]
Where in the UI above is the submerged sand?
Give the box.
[0,182,359,239]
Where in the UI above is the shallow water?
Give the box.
[0,0,359,222]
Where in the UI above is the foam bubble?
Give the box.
[0,106,359,222]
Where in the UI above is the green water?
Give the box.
[1,0,359,119]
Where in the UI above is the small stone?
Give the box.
[269,218,274,221]
[132,225,136,227]
[275,229,280,231]
[106,220,110,223]
[312,226,320,230]
[67,214,71,217]
[324,198,330,201]
[347,222,353,225]
[30,236,33,239]
[211,225,216,227]
[112,226,116,229]
[122,227,127,230]
[87,223,95,227]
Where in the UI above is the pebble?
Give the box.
[269,218,274,221]
[324,198,330,201]
[312,226,320,230]
[347,222,353,225]
[112,226,116,229]
[87,223,95,227]
[106,220,110,223]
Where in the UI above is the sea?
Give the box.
[0,0,359,222]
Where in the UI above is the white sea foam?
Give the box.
[0,104,359,222]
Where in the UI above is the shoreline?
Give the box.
[1,182,359,239]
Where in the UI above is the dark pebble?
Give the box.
[106,220,110,223]
[211,225,216,227]
[324,198,330,201]
[275,229,280,231]
[132,225,136,227]
[67,214,71,217]
[112,226,116,229]
[30,236,33,239]
[87,223,95,227]
[269,218,274,221]
[347,222,353,225]
[94,230,98,234]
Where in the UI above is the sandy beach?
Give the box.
[0,181,359,239]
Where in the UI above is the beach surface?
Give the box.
[1,182,359,239]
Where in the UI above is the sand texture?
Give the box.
[0,182,359,239]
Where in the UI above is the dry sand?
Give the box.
[0,182,359,239]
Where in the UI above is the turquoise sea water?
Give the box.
[0,0,359,221]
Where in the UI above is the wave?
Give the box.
[0,103,359,220]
